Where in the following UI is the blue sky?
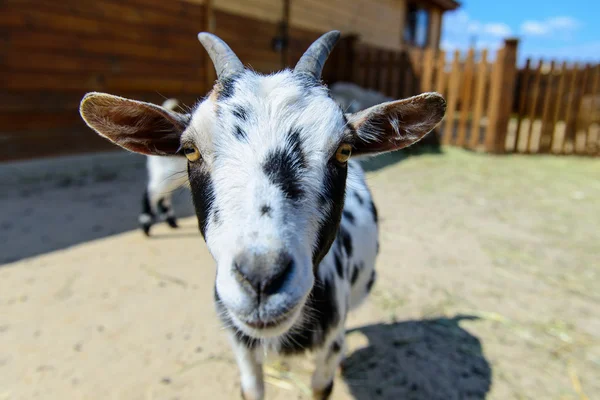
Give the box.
[442,0,600,63]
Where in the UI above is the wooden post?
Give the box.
[428,8,442,49]
[586,65,600,154]
[434,50,447,97]
[513,58,531,151]
[204,0,216,89]
[538,61,556,153]
[344,35,359,83]
[421,48,435,92]
[525,59,544,152]
[485,38,519,153]
[457,48,475,146]
[443,50,461,145]
[470,49,488,149]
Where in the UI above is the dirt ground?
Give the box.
[0,148,598,400]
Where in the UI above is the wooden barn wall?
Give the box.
[0,0,210,161]
[290,0,406,51]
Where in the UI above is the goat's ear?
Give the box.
[79,92,188,156]
[348,92,446,155]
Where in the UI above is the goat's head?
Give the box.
[79,31,446,340]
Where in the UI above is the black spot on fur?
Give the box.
[313,164,347,265]
[232,105,248,121]
[366,270,376,293]
[342,210,355,224]
[354,191,364,205]
[318,193,328,207]
[339,227,353,258]
[142,190,154,219]
[260,205,272,217]
[331,340,341,354]
[157,198,168,215]
[212,208,220,225]
[234,125,247,140]
[262,130,306,201]
[318,381,334,400]
[350,264,361,285]
[280,275,339,355]
[188,165,214,238]
[218,76,238,100]
[140,190,155,236]
[334,251,344,278]
[369,200,378,223]
[166,216,178,228]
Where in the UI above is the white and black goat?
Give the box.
[79,31,446,399]
[138,99,188,235]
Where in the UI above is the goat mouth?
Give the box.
[241,308,295,330]
[230,304,301,337]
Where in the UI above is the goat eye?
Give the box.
[335,143,352,164]
[183,145,201,162]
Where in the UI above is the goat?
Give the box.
[139,99,188,236]
[330,81,395,113]
[79,31,446,399]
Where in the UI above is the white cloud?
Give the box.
[442,11,510,53]
[520,16,581,36]
[483,23,512,37]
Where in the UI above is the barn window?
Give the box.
[404,2,430,48]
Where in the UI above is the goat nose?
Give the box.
[232,251,294,297]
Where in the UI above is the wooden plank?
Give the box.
[585,65,600,154]
[378,51,390,95]
[0,91,200,113]
[469,49,488,149]
[3,71,205,93]
[549,62,568,152]
[3,0,205,33]
[7,31,204,64]
[434,50,447,97]
[404,50,416,97]
[386,50,397,98]
[1,50,204,78]
[443,50,461,145]
[538,61,557,153]
[571,65,591,154]
[513,59,531,151]
[390,52,401,99]
[562,64,581,153]
[525,59,544,152]
[456,48,475,146]
[485,39,519,153]
[0,111,80,131]
[421,48,435,92]
[366,48,378,90]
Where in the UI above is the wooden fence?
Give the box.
[338,38,600,156]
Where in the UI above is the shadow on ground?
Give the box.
[342,315,491,400]
[0,151,195,265]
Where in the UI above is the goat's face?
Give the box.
[79,31,446,340]
[182,71,351,338]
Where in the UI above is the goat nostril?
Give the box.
[232,260,260,293]
[262,257,294,296]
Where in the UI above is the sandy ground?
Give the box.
[0,148,598,400]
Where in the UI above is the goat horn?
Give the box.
[294,30,341,80]
[197,32,244,80]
